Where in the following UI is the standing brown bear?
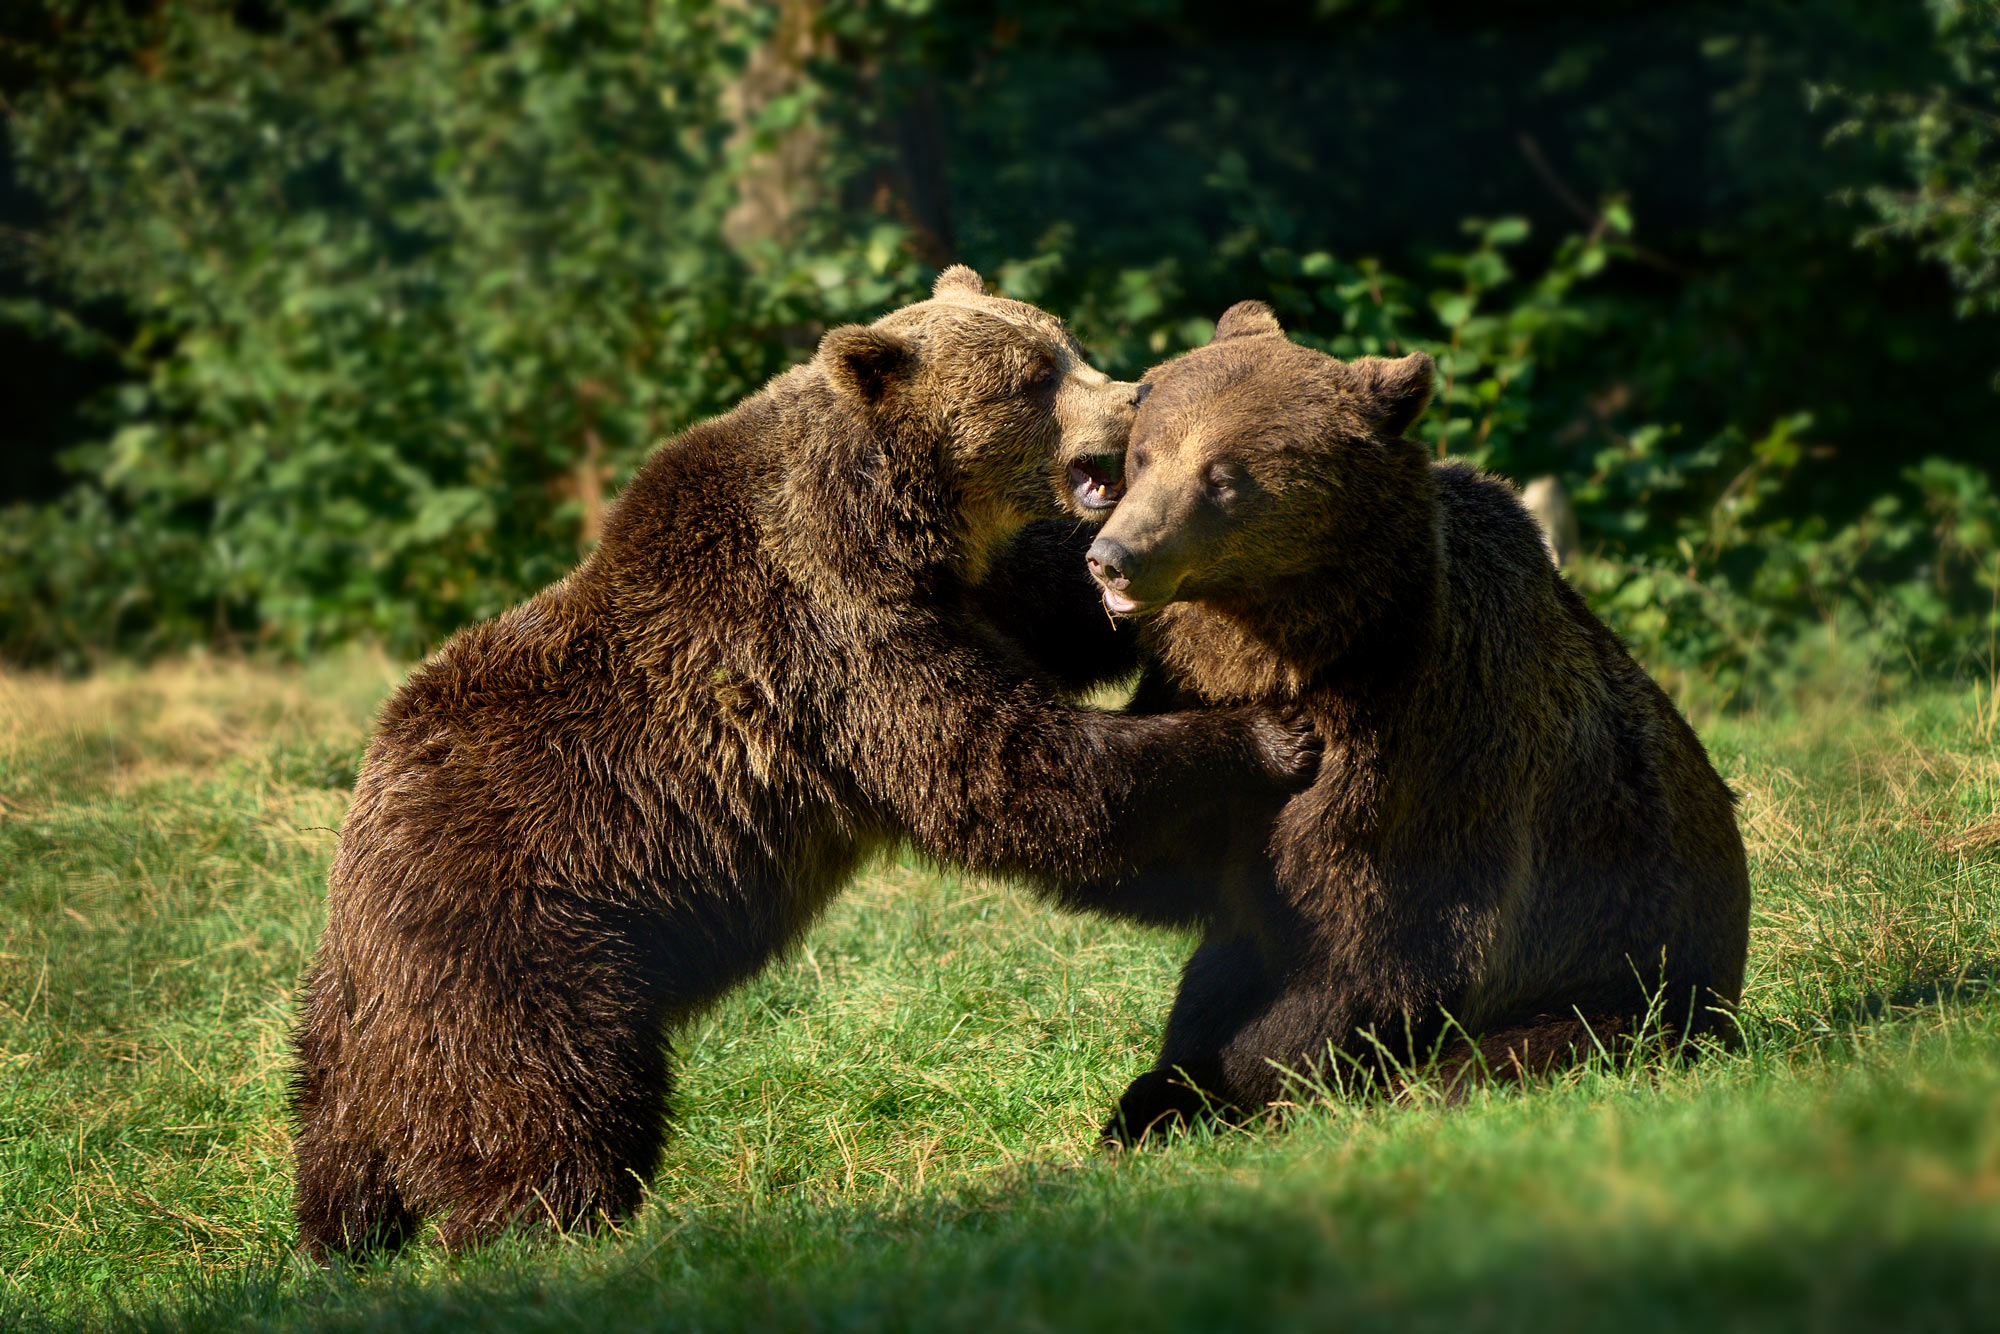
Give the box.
[291,270,1314,1258]
[1079,302,1751,1141]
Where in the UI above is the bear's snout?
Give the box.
[1086,535,1132,589]
[1086,534,1148,615]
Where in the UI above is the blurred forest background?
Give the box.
[1,0,1996,703]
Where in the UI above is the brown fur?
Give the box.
[290,272,1314,1258]
[1082,303,1751,1141]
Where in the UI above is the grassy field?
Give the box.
[3,657,1998,1331]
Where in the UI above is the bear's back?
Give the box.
[336,388,837,902]
[1428,462,1615,754]
[1426,462,1747,1022]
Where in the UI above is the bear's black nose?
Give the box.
[1087,536,1132,589]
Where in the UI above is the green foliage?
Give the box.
[1,0,922,665]
[0,0,1994,699]
[1573,440,2000,701]
[1822,0,2000,319]
[1248,215,1613,469]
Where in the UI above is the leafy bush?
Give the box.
[1,0,1994,703]
[1822,0,2000,323]
[1,0,922,664]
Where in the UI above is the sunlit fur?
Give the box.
[289,273,1314,1258]
[1093,303,1751,1141]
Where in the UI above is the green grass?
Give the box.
[3,657,1998,1331]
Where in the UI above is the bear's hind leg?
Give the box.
[427,1036,671,1253]
[396,919,678,1253]
[292,971,422,1261]
[1427,1012,1635,1100]
[295,907,678,1257]
[294,1116,419,1261]
[292,1020,419,1261]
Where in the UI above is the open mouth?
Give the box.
[1099,584,1142,615]
[1068,454,1126,511]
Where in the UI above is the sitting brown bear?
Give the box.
[290,270,1314,1258]
[1079,302,1750,1141]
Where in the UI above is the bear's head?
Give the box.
[1084,301,1434,617]
[812,266,1139,575]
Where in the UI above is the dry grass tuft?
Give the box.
[1939,814,2000,856]
[0,649,396,782]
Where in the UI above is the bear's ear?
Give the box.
[1351,351,1435,438]
[820,325,915,404]
[1212,300,1283,342]
[933,265,986,298]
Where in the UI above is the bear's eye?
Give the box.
[1023,354,1062,394]
[1206,463,1243,502]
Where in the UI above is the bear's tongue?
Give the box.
[1101,585,1139,614]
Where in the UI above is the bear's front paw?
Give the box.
[1242,703,1322,791]
[1099,1069,1216,1149]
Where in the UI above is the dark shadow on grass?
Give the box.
[60,989,2000,1333]
[92,1139,2000,1334]
[1861,961,2000,1017]
[1746,960,2000,1047]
